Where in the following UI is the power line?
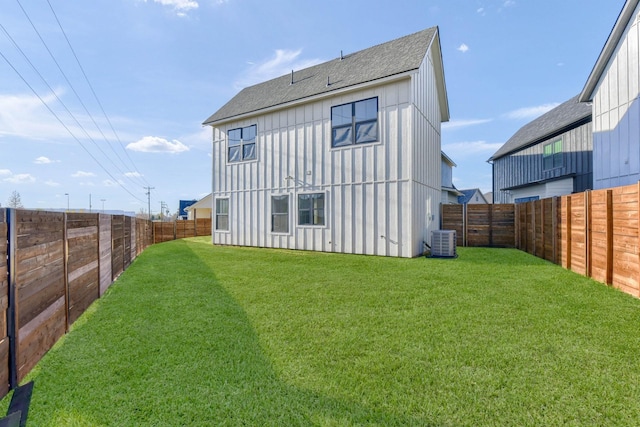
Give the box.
[14,0,148,190]
[45,0,150,187]
[0,48,145,203]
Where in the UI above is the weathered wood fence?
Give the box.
[441,204,516,248]
[0,209,153,399]
[442,182,640,299]
[153,218,211,243]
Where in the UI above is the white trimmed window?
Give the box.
[331,97,378,147]
[228,125,257,163]
[298,193,325,226]
[215,198,229,231]
[271,195,289,233]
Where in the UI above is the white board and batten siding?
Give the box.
[411,45,443,256]
[212,76,441,257]
[592,2,640,189]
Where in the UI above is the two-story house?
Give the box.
[579,0,640,189]
[490,95,593,203]
[203,27,449,257]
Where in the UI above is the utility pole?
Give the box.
[144,186,154,220]
[89,193,92,213]
[101,199,106,213]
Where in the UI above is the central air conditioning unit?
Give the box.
[431,230,457,258]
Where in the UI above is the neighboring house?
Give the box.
[579,0,640,189]
[184,194,212,220]
[484,192,493,204]
[178,199,197,220]
[203,27,449,257]
[458,189,488,205]
[489,95,593,204]
[441,151,462,204]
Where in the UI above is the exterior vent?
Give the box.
[431,230,457,258]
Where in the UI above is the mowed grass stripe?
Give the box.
[5,238,640,426]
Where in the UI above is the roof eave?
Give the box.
[579,0,640,103]
[429,28,450,122]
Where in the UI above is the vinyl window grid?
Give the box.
[215,198,229,231]
[331,97,378,147]
[271,194,289,233]
[228,125,257,163]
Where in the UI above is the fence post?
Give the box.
[462,203,467,247]
[552,197,558,265]
[6,209,17,390]
[585,190,591,278]
[63,213,69,333]
[606,190,613,285]
[565,196,572,270]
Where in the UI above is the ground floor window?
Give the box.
[271,195,289,233]
[298,193,325,226]
[215,198,229,231]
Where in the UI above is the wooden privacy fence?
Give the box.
[441,204,516,247]
[153,218,212,243]
[515,183,640,298]
[0,209,153,400]
[442,182,640,299]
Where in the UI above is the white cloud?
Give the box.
[477,7,485,15]
[3,173,36,184]
[147,0,198,12]
[127,136,189,153]
[503,0,515,7]
[34,156,55,164]
[103,179,120,187]
[0,91,136,142]
[443,140,504,158]
[234,49,324,89]
[124,172,143,178]
[503,103,560,120]
[44,180,60,187]
[457,44,469,53]
[0,169,11,176]
[72,171,96,178]
[442,118,492,130]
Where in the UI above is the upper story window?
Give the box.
[543,139,562,170]
[331,97,378,147]
[228,125,257,163]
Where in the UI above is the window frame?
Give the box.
[297,192,326,227]
[331,97,379,148]
[227,124,257,163]
[215,197,229,232]
[271,194,290,234]
[543,139,563,170]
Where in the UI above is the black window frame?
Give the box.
[298,193,325,226]
[227,124,257,163]
[331,97,379,147]
[215,198,229,231]
[543,139,563,170]
[271,194,289,233]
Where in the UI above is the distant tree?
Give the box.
[7,191,23,208]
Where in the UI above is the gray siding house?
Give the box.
[580,0,640,189]
[203,27,449,257]
[490,95,593,204]
[441,151,461,204]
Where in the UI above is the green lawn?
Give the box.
[6,238,640,426]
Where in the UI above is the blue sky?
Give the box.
[0,0,623,214]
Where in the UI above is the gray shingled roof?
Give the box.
[489,95,592,161]
[203,27,440,125]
